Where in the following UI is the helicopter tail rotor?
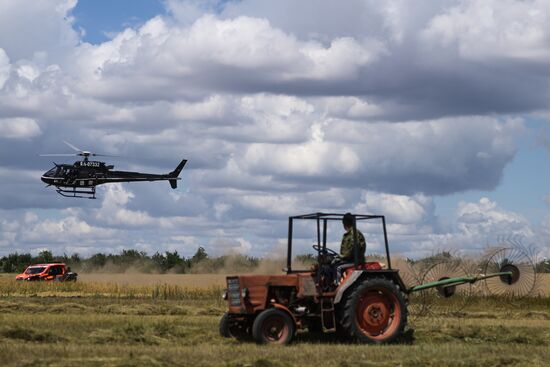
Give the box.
[168,159,188,189]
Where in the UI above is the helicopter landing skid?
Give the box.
[56,186,96,199]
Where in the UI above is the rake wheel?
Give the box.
[419,256,475,316]
[480,241,539,298]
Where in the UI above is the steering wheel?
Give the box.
[312,244,339,257]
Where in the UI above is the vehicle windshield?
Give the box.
[25,267,46,274]
[44,167,59,177]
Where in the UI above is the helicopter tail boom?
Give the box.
[168,159,187,189]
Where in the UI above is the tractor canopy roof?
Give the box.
[286,212,392,273]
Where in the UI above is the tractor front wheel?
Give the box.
[219,312,232,338]
[219,313,251,340]
[341,277,407,344]
[252,308,295,345]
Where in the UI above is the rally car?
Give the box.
[15,263,78,282]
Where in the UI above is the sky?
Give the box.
[0,0,549,260]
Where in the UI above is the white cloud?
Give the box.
[243,141,360,177]
[239,117,521,195]
[21,216,116,244]
[0,117,41,139]
[421,0,550,61]
[357,192,433,224]
[456,197,534,238]
[0,0,79,62]
[95,184,155,227]
[68,14,385,101]
[0,48,10,89]
[320,97,383,120]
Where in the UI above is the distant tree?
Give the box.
[119,249,147,261]
[191,247,209,264]
[0,248,264,274]
[1,252,32,273]
[152,250,186,273]
[36,250,53,264]
[152,252,167,271]
[54,253,70,263]
[165,251,185,271]
[88,253,107,268]
[416,251,453,265]
[70,253,81,264]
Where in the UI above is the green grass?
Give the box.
[0,277,548,367]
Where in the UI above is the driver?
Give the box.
[335,213,366,284]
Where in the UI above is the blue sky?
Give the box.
[436,119,550,225]
[73,0,166,44]
[0,0,548,259]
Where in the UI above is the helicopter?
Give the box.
[40,141,187,199]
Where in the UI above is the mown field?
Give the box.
[0,274,548,367]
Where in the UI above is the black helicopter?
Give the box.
[40,141,187,199]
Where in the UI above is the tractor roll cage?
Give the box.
[286,213,391,274]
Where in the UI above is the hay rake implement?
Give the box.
[403,241,540,316]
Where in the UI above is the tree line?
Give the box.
[1,248,548,274]
[0,247,261,274]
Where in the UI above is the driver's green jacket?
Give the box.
[340,229,366,263]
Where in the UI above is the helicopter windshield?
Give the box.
[44,167,59,177]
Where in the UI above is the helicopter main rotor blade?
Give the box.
[39,154,78,157]
[63,140,83,152]
[92,153,120,158]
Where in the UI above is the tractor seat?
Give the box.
[360,261,384,270]
[345,261,384,272]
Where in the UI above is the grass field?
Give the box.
[80,273,228,287]
[0,273,548,367]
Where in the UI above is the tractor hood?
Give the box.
[224,273,318,314]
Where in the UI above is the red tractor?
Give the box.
[219,213,409,344]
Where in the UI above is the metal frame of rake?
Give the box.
[397,239,540,319]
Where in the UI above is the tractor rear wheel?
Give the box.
[341,277,407,344]
[252,308,295,345]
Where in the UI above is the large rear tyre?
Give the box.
[341,277,407,344]
[252,308,295,345]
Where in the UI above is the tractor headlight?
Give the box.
[222,290,228,300]
[241,288,249,299]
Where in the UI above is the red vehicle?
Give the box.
[220,213,408,345]
[16,263,77,282]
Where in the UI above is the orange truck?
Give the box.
[15,263,77,282]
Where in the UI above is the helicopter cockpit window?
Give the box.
[44,167,58,177]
